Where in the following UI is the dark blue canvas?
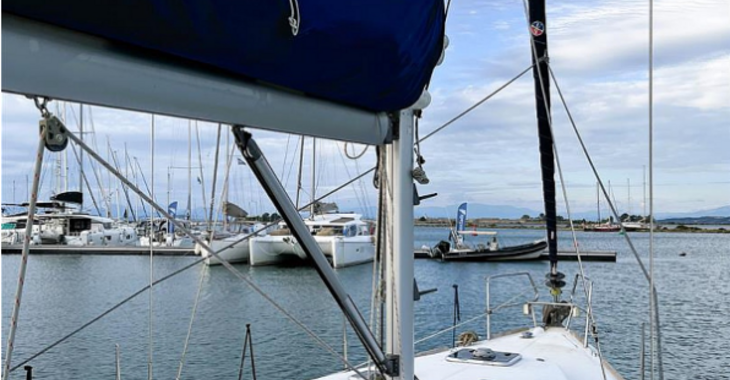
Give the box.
[4,0,445,112]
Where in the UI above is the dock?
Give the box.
[415,249,616,262]
[540,250,616,262]
[1,245,195,256]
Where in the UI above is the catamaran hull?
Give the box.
[250,235,374,268]
[197,235,251,265]
[441,240,547,261]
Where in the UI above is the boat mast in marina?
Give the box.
[79,103,84,211]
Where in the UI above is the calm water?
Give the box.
[2,228,729,379]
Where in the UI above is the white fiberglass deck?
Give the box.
[317,326,623,380]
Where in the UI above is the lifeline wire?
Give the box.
[418,62,538,143]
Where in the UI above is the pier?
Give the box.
[415,249,616,262]
[540,250,616,262]
[1,245,195,256]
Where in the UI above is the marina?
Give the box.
[1,0,726,379]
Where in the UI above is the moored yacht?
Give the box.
[249,213,374,268]
[2,194,138,247]
[196,222,266,265]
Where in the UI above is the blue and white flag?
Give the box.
[168,201,178,234]
[456,202,467,233]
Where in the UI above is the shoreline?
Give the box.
[413,220,730,234]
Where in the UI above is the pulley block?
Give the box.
[40,115,68,152]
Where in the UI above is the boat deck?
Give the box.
[317,327,623,380]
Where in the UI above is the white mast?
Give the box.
[295,136,305,209]
[386,110,415,380]
[310,137,316,218]
[187,121,192,220]
[208,124,222,233]
[643,165,647,218]
[63,102,68,192]
[79,103,84,211]
[596,182,601,224]
[627,178,632,216]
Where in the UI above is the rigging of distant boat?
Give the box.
[421,203,547,261]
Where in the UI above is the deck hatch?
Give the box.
[445,347,522,366]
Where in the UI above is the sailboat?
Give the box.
[2,0,661,378]
[583,183,621,232]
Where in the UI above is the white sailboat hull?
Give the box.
[197,234,252,265]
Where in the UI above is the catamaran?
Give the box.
[1,192,138,247]
[250,212,375,268]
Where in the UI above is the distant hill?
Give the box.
[659,216,730,225]
[78,201,730,223]
[415,203,540,219]
[655,205,730,219]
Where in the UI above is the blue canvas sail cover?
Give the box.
[3,0,446,112]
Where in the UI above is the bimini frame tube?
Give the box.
[2,13,390,146]
[231,126,396,376]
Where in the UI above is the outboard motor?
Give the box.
[433,240,451,257]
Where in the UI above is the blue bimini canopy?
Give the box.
[3,0,445,113]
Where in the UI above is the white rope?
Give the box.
[344,142,369,160]
[287,0,301,36]
[2,113,47,380]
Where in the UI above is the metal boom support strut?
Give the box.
[231,126,397,376]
